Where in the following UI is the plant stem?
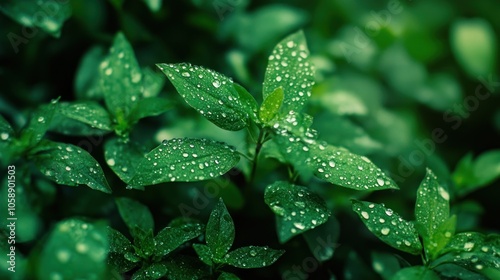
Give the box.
[249,129,265,185]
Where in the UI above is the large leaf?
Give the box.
[154,222,204,257]
[262,30,315,114]
[264,181,330,243]
[115,197,154,236]
[31,141,111,193]
[37,219,108,279]
[206,198,235,259]
[128,138,240,187]
[221,246,285,268]
[157,63,252,130]
[352,200,422,255]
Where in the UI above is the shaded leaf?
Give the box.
[154,222,204,257]
[206,198,235,259]
[56,101,112,131]
[233,83,258,123]
[352,200,422,255]
[107,227,136,273]
[74,46,106,100]
[104,138,145,183]
[193,243,213,266]
[303,215,340,262]
[129,97,172,124]
[390,266,440,280]
[20,100,58,149]
[132,262,167,280]
[162,255,210,280]
[115,197,154,236]
[218,272,240,280]
[221,246,285,268]
[371,251,401,280]
[141,67,165,98]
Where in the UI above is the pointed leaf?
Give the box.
[206,198,235,259]
[154,222,204,257]
[20,100,58,149]
[104,138,145,183]
[129,97,172,124]
[391,266,440,280]
[75,46,106,100]
[128,138,240,187]
[115,198,154,236]
[221,246,285,268]
[100,32,143,118]
[31,141,111,193]
[264,181,330,243]
[352,200,422,255]
[193,244,213,266]
[263,30,314,113]
[107,227,136,273]
[157,63,250,130]
[259,87,284,124]
[233,83,258,123]
[133,227,155,258]
[426,215,456,261]
[54,101,112,132]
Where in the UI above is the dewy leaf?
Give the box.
[20,99,58,149]
[391,266,440,280]
[162,255,210,280]
[263,30,315,114]
[104,138,146,183]
[450,18,497,77]
[0,0,71,38]
[193,244,213,266]
[37,219,108,279]
[259,87,284,124]
[128,138,240,187]
[128,97,172,125]
[132,262,168,280]
[157,63,250,131]
[154,222,204,257]
[264,181,330,243]
[107,227,136,273]
[233,83,258,123]
[309,143,399,191]
[222,246,285,268]
[115,197,154,236]
[31,141,111,193]
[100,32,143,119]
[206,198,235,259]
[352,200,422,255]
[56,101,113,131]
[415,168,450,257]
[427,215,456,261]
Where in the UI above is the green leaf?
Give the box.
[450,18,497,77]
[352,200,422,255]
[0,115,15,163]
[233,83,258,123]
[141,67,165,98]
[37,219,108,279]
[128,97,172,125]
[20,100,58,149]
[218,272,240,280]
[142,0,162,12]
[107,227,137,273]
[390,266,440,280]
[415,168,450,257]
[344,251,378,280]
[264,181,330,243]
[157,63,251,131]
[75,46,106,100]
[132,262,167,280]
[193,244,213,266]
[0,114,14,136]
[104,138,145,183]
[259,87,284,124]
[100,32,143,119]
[426,215,456,261]
[371,251,401,280]
[473,150,500,187]
[154,222,204,257]
[434,263,489,280]
[162,255,210,280]
[308,143,399,191]
[0,0,71,38]
[133,227,155,259]
[115,197,154,237]
[128,138,240,187]
[31,141,111,193]
[206,198,235,259]
[434,232,500,274]
[56,101,113,131]
[263,30,315,114]
[221,246,285,268]
[303,216,340,262]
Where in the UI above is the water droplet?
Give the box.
[293,222,305,230]
[57,250,70,263]
[464,242,474,250]
[1,132,9,140]
[76,243,88,253]
[276,76,282,82]
[181,72,190,77]
[38,116,45,122]
[287,41,294,48]
[361,211,369,219]
[385,209,393,216]
[438,186,450,201]
[476,264,483,270]
[107,158,115,166]
[381,228,390,235]
[376,178,385,186]
[212,80,221,88]
[250,250,257,257]
[65,166,71,171]
[105,68,113,75]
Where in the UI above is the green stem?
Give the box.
[249,129,266,185]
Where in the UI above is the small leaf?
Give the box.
[157,63,250,131]
[264,181,330,243]
[473,150,500,187]
[154,222,204,257]
[128,97,172,125]
[426,215,456,261]
[20,100,58,149]
[221,246,285,268]
[162,255,210,280]
[100,32,143,119]
[193,244,213,266]
[0,0,71,37]
[107,227,136,273]
[128,138,240,187]
[263,30,315,114]
[391,266,440,280]
[104,138,146,183]
[133,227,155,258]
[115,197,154,236]
[233,83,258,123]
[37,219,108,279]
[259,87,284,124]
[218,272,240,280]
[56,101,113,131]
[132,262,167,280]
[352,200,422,255]
[31,141,111,193]
[415,168,450,257]
[206,198,235,259]
[451,18,497,77]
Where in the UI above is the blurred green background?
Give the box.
[0,0,499,279]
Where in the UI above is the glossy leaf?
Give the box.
[129,97,172,124]
[263,30,315,114]
[391,266,440,280]
[100,32,143,118]
[154,222,204,257]
[352,200,422,255]
[115,197,154,236]
[162,255,210,280]
[20,100,58,149]
[233,83,258,123]
[132,262,167,280]
[193,243,213,266]
[37,219,108,279]
[221,246,285,268]
[157,63,251,130]
[206,198,235,259]
[264,181,330,243]
[128,138,240,187]
[104,138,145,183]
[0,0,71,37]
[107,227,136,273]
[427,215,456,261]
[56,101,112,131]
[259,87,284,124]
[31,141,111,193]
[133,228,155,259]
